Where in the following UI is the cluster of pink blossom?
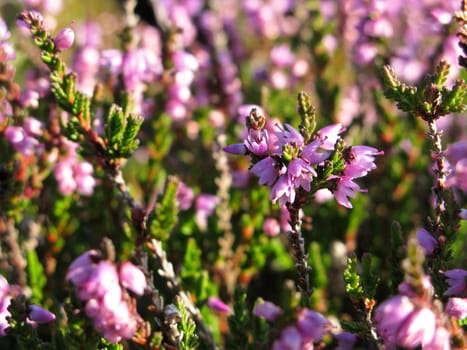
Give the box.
[101,25,163,116]
[255,43,308,90]
[165,50,199,121]
[374,276,457,349]
[254,301,357,350]
[225,107,383,208]
[445,141,467,193]
[0,18,15,62]
[351,0,460,83]
[241,0,299,40]
[66,250,147,343]
[52,139,96,196]
[0,274,55,336]
[4,117,43,157]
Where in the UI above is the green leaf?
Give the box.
[149,177,179,240]
[26,249,46,303]
[343,254,364,300]
[360,253,380,299]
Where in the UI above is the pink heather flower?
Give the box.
[195,194,219,230]
[223,143,247,155]
[172,50,199,71]
[176,181,194,210]
[353,42,378,65]
[28,304,55,323]
[460,208,467,220]
[77,261,119,300]
[374,295,416,346]
[343,146,384,179]
[67,252,143,342]
[416,228,438,256]
[334,332,358,350]
[301,139,332,165]
[66,250,99,285]
[23,117,43,136]
[316,123,345,151]
[445,297,467,320]
[20,90,40,108]
[270,174,295,205]
[443,269,467,297]
[4,125,39,156]
[206,297,231,313]
[275,123,304,149]
[270,43,295,67]
[333,176,366,209]
[288,158,317,190]
[245,129,270,156]
[119,262,146,296]
[272,325,303,350]
[251,156,281,186]
[363,17,394,38]
[296,309,332,343]
[54,27,74,51]
[253,301,283,321]
[423,326,451,350]
[396,307,436,348]
[262,218,281,237]
[0,295,11,336]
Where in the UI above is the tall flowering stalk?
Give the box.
[225,92,383,296]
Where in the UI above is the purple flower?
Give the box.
[296,309,333,343]
[316,123,345,151]
[250,156,280,186]
[416,228,438,256]
[272,325,303,350]
[423,326,451,350]
[223,142,247,155]
[334,332,358,350]
[343,146,384,179]
[445,297,467,320]
[262,218,281,237]
[270,174,295,205]
[245,129,270,156]
[206,297,231,313]
[333,176,366,208]
[374,295,415,346]
[253,301,283,321]
[443,269,467,297]
[28,304,55,323]
[176,181,194,210]
[288,158,316,191]
[301,139,332,165]
[119,262,146,296]
[396,307,436,348]
[275,123,304,149]
[54,27,74,51]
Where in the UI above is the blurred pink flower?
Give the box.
[254,301,283,321]
[54,27,74,51]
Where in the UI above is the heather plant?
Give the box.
[0,0,465,349]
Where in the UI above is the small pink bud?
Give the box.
[54,27,74,52]
[206,297,230,313]
[28,304,55,323]
[416,228,438,255]
[223,143,247,155]
[119,262,146,296]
